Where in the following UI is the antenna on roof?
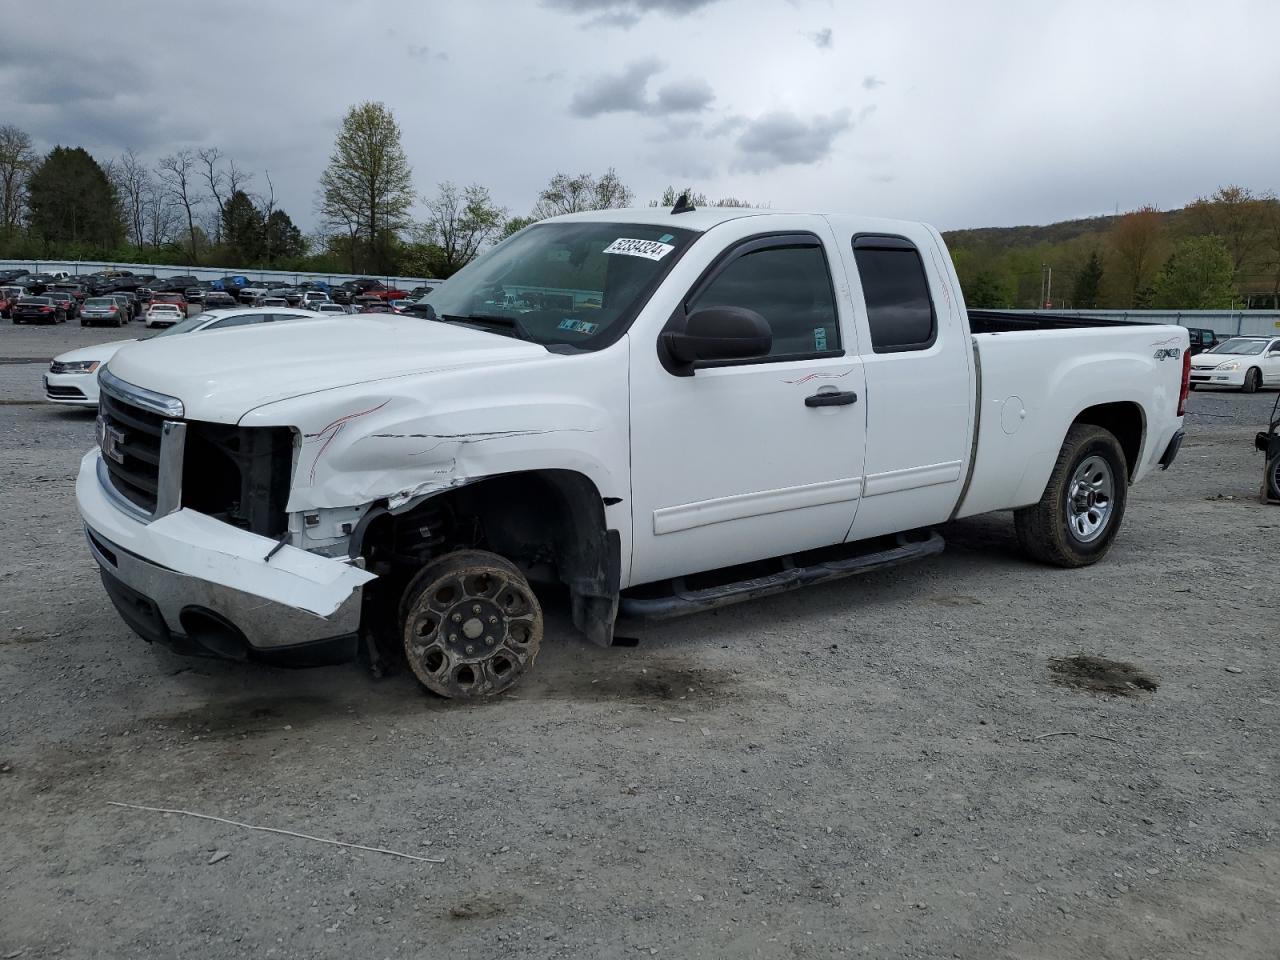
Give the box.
[671,191,696,215]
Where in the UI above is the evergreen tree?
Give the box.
[26,146,124,251]
[1071,250,1104,307]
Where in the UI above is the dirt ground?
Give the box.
[2,327,1278,959]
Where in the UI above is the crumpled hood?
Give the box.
[104,314,548,423]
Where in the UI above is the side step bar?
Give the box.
[618,530,945,622]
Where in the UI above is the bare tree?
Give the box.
[143,180,179,250]
[112,149,151,249]
[256,170,277,264]
[0,124,36,237]
[197,147,227,243]
[531,168,633,220]
[421,182,508,275]
[156,150,203,262]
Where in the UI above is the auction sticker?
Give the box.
[604,238,675,260]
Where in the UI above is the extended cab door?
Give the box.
[825,222,976,541]
[627,219,868,587]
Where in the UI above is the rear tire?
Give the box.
[1242,368,1261,394]
[1014,424,1128,568]
[400,549,543,700]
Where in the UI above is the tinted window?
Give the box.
[853,245,936,353]
[206,312,269,330]
[690,243,839,358]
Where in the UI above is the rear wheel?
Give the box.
[1242,368,1261,393]
[400,550,543,700]
[1015,424,1128,567]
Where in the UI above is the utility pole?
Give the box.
[1040,263,1053,309]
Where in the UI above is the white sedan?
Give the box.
[144,303,185,328]
[1189,336,1280,393]
[44,307,330,408]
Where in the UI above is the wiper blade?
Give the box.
[438,312,529,340]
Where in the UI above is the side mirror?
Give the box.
[662,306,772,366]
[1269,349,1280,357]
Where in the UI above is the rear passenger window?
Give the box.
[690,243,840,359]
[853,239,937,353]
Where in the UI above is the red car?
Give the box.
[0,286,23,318]
[151,292,187,310]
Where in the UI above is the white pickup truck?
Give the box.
[76,207,1190,699]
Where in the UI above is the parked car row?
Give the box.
[2,268,444,324]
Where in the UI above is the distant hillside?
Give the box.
[942,208,1192,250]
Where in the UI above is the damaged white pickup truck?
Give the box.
[77,206,1191,699]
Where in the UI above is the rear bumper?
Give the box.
[76,449,374,661]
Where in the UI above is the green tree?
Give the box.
[962,270,1015,308]
[1071,250,1104,308]
[498,215,537,241]
[1152,236,1236,309]
[1185,185,1268,276]
[26,146,124,252]
[265,209,305,264]
[318,101,415,273]
[222,189,264,263]
[420,182,507,275]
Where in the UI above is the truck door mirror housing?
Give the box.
[662,306,772,367]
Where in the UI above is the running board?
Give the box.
[618,531,945,622]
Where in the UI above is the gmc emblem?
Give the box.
[99,420,127,464]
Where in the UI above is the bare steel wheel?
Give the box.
[1065,455,1115,543]
[401,550,543,700]
[1014,424,1128,567]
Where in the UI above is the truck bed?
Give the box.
[967,310,1152,334]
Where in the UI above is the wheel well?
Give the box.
[1072,402,1145,479]
[359,469,621,646]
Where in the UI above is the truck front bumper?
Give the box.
[76,450,374,664]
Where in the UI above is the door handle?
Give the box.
[805,390,858,407]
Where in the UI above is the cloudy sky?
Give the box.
[4,0,1278,234]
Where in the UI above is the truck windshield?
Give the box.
[1208,338,1266,355]
[425,221,696,349]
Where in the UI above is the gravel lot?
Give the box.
[2,324,1278,959]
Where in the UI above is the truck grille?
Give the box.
[98,391,165,513]
[96,368,292,533]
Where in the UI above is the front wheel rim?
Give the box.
[404,566,539,698]
[1066,455,1115,543]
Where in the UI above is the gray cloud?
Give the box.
[810,27,833,49]
[654,78,715,114]
[571,60,714,117]
[862,74,885,89]
[571,58,664,116]
[706,115,747,138]
[544,0,722,28]
[734,109,853,172]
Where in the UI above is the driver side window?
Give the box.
[689,242,841,360]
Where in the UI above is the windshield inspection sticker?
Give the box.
[604,238,675,261]
[558,318,600,335]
